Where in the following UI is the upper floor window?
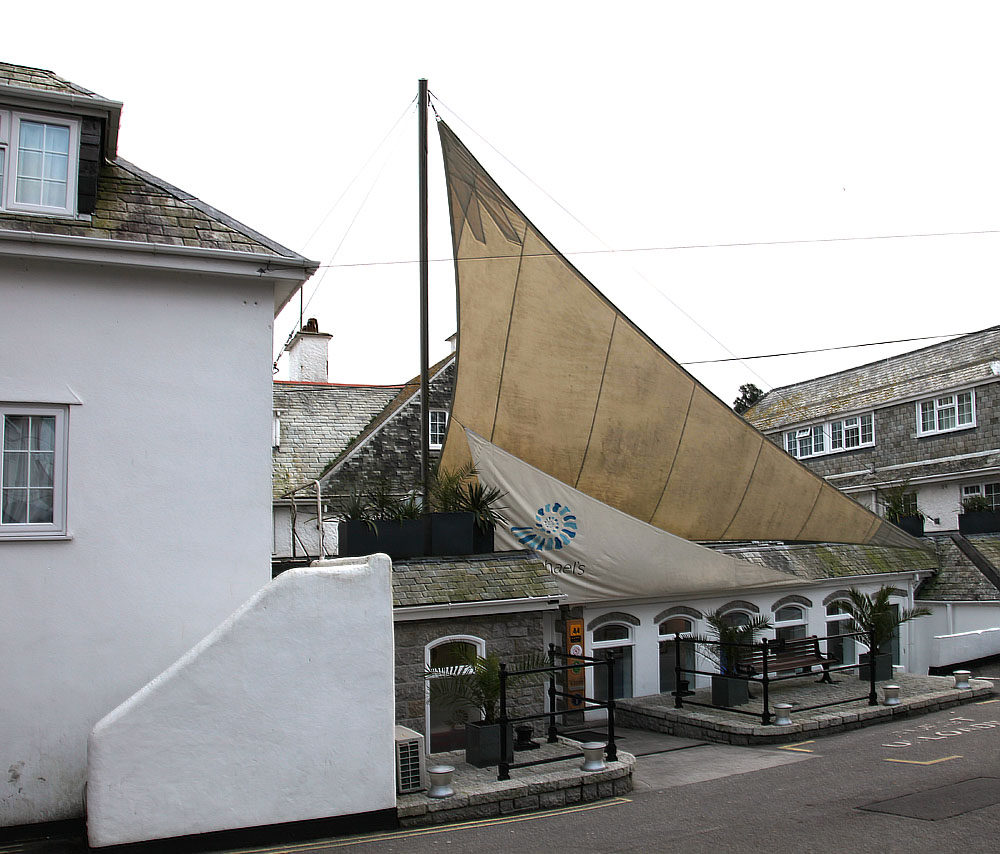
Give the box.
[963,482,1000,512]
[1,405,68,539]
[916,390,975,436]
[429,409,448,449]
[0,110,80,217]
[784,412,874,460]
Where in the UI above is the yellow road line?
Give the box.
[778,740,816,753]
[975,698,1000,705]
[884,755,963,765]
[226,798,632,853]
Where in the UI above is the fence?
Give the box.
[671,628,880,725]
[494,643,618,782]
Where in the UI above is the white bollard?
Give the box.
[882,684,901,706]
[427,765,455,798]
[773,704,793,726]
[954,670,972,689]
[580,742,606,772]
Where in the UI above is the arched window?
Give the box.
[425,635,485,753]
[591,623,634,701]
[658,617,695,694]
[826,601,856,665]
[774,605,807,642]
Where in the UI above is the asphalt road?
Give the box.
[325,700,1000,854]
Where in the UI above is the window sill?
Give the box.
[917,424,977,438]
[0,532,73,542]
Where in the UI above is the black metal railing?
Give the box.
[494,643,618,781]
[672,628,880,725]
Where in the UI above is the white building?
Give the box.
[0,62,314,828]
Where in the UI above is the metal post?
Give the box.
[417,78,431,554]
[547,643,558,743]
[605,650,618,762]
[761,637,772,725]
[673,631,683,709]
[867,628,878,706]
[498,662,510,781]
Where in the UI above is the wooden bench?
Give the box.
[737,635,836,684]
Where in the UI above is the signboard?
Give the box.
[565,618,585,709]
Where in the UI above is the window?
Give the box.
[425,635,485,752]
[774,606,807,642]
[429,409,448,449]
[826,601,856,666]
[0,110,79,216]
[1,405,68,539]
[592,623,634,701]
[658,617,695,694]
[784,412,874,460]
[916,390,975,436]
[963,482,1000,511]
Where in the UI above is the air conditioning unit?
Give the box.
[394,726,428,794]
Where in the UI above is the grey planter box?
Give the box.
[959,511,1000,535]
[465,721,514,768]
[711,675,749,707]
[895,515,924,537]
[858,652,893,682]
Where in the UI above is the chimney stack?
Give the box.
[285,318,332,382]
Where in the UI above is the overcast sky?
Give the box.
[9,2,1000,405]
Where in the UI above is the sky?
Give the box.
[8,2,1000,406]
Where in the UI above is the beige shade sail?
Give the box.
[437,120,916,549]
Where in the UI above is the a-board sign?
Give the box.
[565,618,585,709]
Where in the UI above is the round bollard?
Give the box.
[882,684,901,706]
[954,670,971,689]
[773,703,793,726]
[427,765,455,798]
[580,742,606,772]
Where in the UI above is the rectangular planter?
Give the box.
[337,518,427,560]
[464,721,514,768]
[711,675,749,707]
[895,515,924,537]
[959,511,1000,535]
[430,512,476,556]
[858,651,893,682]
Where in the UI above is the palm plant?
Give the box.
[697,609,772,675]
[430,463,508,533]
[425,648,548,725]
[842,586,930,654]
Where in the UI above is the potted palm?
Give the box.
[698,609,772,707]
[429,464,507,555]
[958,494,1000,535]
[879,482,923,537]
[425,648,546,768]
[842,586,930,681]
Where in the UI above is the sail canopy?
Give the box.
[437,120,916,549]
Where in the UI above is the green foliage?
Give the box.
[429,462,477,512]
[696,609,772,675]
[425,648,549,725]
[961,494,993,513]
[842,585,930,653]
[733,383,765,414]
[878,482,920,524]
[430,464,508,533]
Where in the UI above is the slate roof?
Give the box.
[272,382,403,499]
[746,326,1000,431]
[0,61,103,97]
[918,535,1000,601]
[715,542,938,580]
[392,551,562,608]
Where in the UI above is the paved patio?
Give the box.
[618,672,995,744]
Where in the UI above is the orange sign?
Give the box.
[565,618,585,708]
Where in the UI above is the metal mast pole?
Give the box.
[418,79,431,526]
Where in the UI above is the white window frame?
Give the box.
[424,634,486,748]
[783,412,875,460]
[963,481,1000,511]
[825,600,858,666]
[1,404,69,540]
[773,605,808,642]
[429,408,448,450]
[0,109,80,217]
[916,389,976,437]
[590,622,635,704]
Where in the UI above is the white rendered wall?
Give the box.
[1,259,276,826]
[87,555,395,847]
[272,504,339,558]
[930,626,1000,668]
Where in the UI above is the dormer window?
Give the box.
[0,109,79,217]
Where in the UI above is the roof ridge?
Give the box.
[113,157,315,265]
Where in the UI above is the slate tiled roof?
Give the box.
[0,159,308,259]
[827,452,1000,491]
[918,535,1000,601]
[392,551,562,608]
[0,61,100,97]
[746,326,1000,431]
[273,382,403,499]
[715,542,938,580]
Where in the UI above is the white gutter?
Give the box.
[393,595,565,621]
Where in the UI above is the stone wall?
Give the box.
[393,610,546,737]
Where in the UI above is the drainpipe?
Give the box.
[315,480,325,559]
